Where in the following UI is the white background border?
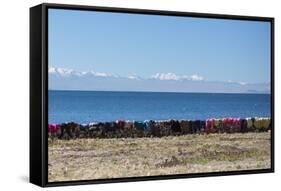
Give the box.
[0,0,279,190]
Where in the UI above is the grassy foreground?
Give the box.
[48,132,271,182]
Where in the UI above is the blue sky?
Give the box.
[48,8,271,84]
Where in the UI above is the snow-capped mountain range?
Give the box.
[48,66,270,94]
[48,67,204,81]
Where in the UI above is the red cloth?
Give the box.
[222,118,241,132]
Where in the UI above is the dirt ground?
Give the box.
[48,132,271,182]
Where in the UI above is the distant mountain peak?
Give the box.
[48,66,270,94]
[48,66,75,76]
[48,66,118,78]
[151,73,204,81]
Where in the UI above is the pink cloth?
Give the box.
[48,124,59,134]
[205,118,215,133]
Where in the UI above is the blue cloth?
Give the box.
[134,121,148,131]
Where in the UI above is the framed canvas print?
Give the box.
[30,3,274,187]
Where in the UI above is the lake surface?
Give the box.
[48,90,271,123]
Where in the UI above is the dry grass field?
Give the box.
[48,132,271,182]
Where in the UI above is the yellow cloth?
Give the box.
[254,118,270,129]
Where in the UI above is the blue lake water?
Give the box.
[48,90,271,124]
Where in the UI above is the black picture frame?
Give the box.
[30,3,275,187]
